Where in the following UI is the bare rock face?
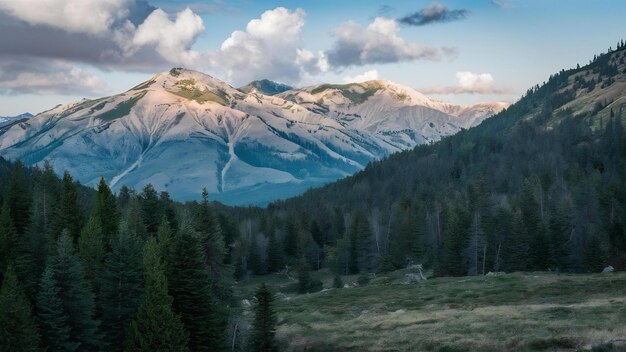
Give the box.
[602,265,615,273]
[404,264,426,283]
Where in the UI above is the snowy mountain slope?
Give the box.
[0,69,507,205]
[278,81,509,149]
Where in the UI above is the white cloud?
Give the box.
[343,70,379,83]
[132,8,204,66]
[420,71,511,94]
[457,71,494,92]
[206,7,325,85]
[0,0,132,35]
[326,17,440,68]
[0,59,109,95]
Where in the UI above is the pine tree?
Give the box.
[92,178,119,241]
[0,201,17,281]
[46,232,102,350]
[167,226,225,351]
[463,212,486,276]
[503,212,530,272]
[118,186,131,210]
[78,215,105,290]
[519,180,542,239]
[194,188,232,303]
[248,234,264,275]
[140,184,162,235]
[156,216,175,260]
[441,205,470,276]
[266,232,284,273]
[160,191,178,231]
[548,204,570,271]
[530,223,551,271]
[125,237,188,352]
[99,232,143,351]
[36,266,77,352]
[249,284,278,352]
[0,266,40,351]
[333,274,343,289]
[126,197,147,239]
[297,259,312,294]
[283,219,298,258]
[15,162,59,298]
[7,160,31,236]
[583,234,605,273]
[50,172,82,241]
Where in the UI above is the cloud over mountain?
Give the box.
[0,2,460,93]
[420,71,511,95]
[326,17,441,68]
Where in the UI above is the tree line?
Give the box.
[0,160,278,351]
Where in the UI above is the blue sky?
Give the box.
[0,0,625,115]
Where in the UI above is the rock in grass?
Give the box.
[602,265,614,273]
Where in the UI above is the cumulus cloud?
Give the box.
[0,0,133,35]
[0,3,461,94]
[132,8,204,66]
[206,7,327,85]
[398,3,469,26]
[420,71,511,94]
[0,1,203,69]
[326,17,441,68]
[0,0,207,94]
[343,70,379,83]
[0,58,109,95]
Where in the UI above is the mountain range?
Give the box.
[0,69,507,204]
[0,112,33,128]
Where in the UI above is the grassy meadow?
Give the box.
[235,270,626,351]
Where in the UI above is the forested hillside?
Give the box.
[0,158,249,351]
[223,42,626,279]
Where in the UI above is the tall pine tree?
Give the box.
[99,232,143,351]
[50,172,82,242]
[45,232,102,350]
[125,237,188,352]
[36,265,76,352]
[194,188,232,303]
[0,266,40,351]
[167,226,225,351]
[92,178,119,242]
[0,201,17,282]
[7,160,31,236]
[249,283,279,352]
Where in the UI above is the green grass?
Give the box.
[96,92,146,122]
[310,82,383,104]
[235,271,626,351]
[167,78,229,106]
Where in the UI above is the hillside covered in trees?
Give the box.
[225,42,626,280]
[0,157,264,351]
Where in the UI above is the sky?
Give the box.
[0,0,625,116]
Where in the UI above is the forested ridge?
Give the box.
[228,42,626,279]
[1,42,626,351]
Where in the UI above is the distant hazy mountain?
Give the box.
[0,68,507,204]
[0,112,33,127]
[239,79,293,96]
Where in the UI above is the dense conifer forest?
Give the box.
[1,42,626,351]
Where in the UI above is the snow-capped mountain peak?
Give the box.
[0,69,508,205]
